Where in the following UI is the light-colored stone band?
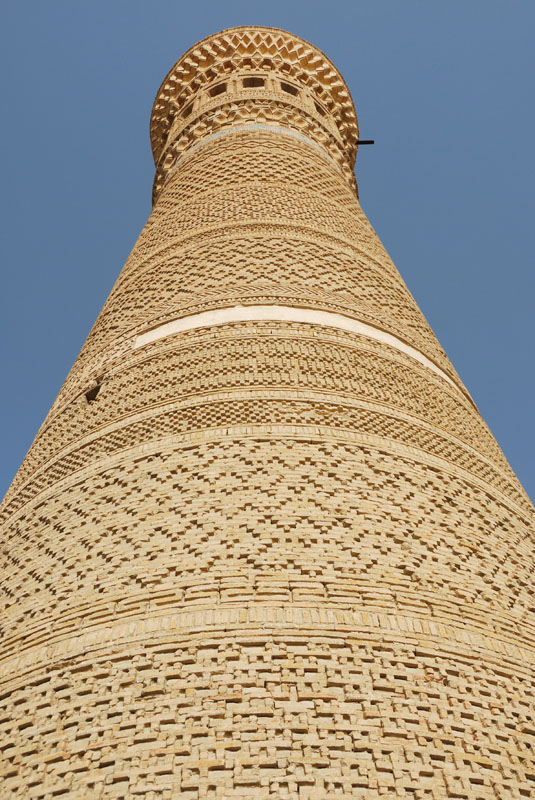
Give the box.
[134,304,464,396]
[170,123,345,176]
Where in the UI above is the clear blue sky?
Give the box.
[1,1,534,501]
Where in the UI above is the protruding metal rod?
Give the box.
[357,139,375,145]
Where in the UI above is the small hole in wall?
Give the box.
[209,83,227,97]
[85,385,101,404]
[243,76,265,88]
[314,101,326,116]
[280,81,299,97]
[181,102,193,118]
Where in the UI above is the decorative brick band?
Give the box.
[167,123,345,177]
[2,605,534,684]
[135,304,466,396]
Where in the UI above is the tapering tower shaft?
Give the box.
[1,26,534,799]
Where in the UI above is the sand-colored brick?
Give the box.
[1,25,534,799]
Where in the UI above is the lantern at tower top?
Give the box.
[150,26,360,201]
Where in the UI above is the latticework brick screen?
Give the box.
[1,26,534,799]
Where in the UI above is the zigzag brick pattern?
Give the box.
[1,26,534,799]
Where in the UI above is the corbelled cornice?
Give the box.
[150,26,359,168]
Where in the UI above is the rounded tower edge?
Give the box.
[150,25,360,171]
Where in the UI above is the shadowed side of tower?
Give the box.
[1,26,534,799]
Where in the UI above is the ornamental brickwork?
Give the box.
[1,26,534,800]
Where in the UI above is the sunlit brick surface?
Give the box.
[1,26,534,799]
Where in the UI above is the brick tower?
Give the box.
[1,26,534,799]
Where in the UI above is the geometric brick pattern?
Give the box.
[1,26,534,799]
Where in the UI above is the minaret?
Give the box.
[1,26,534,799]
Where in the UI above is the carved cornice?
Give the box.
[152,97,357,201]
[150,26,359,169]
